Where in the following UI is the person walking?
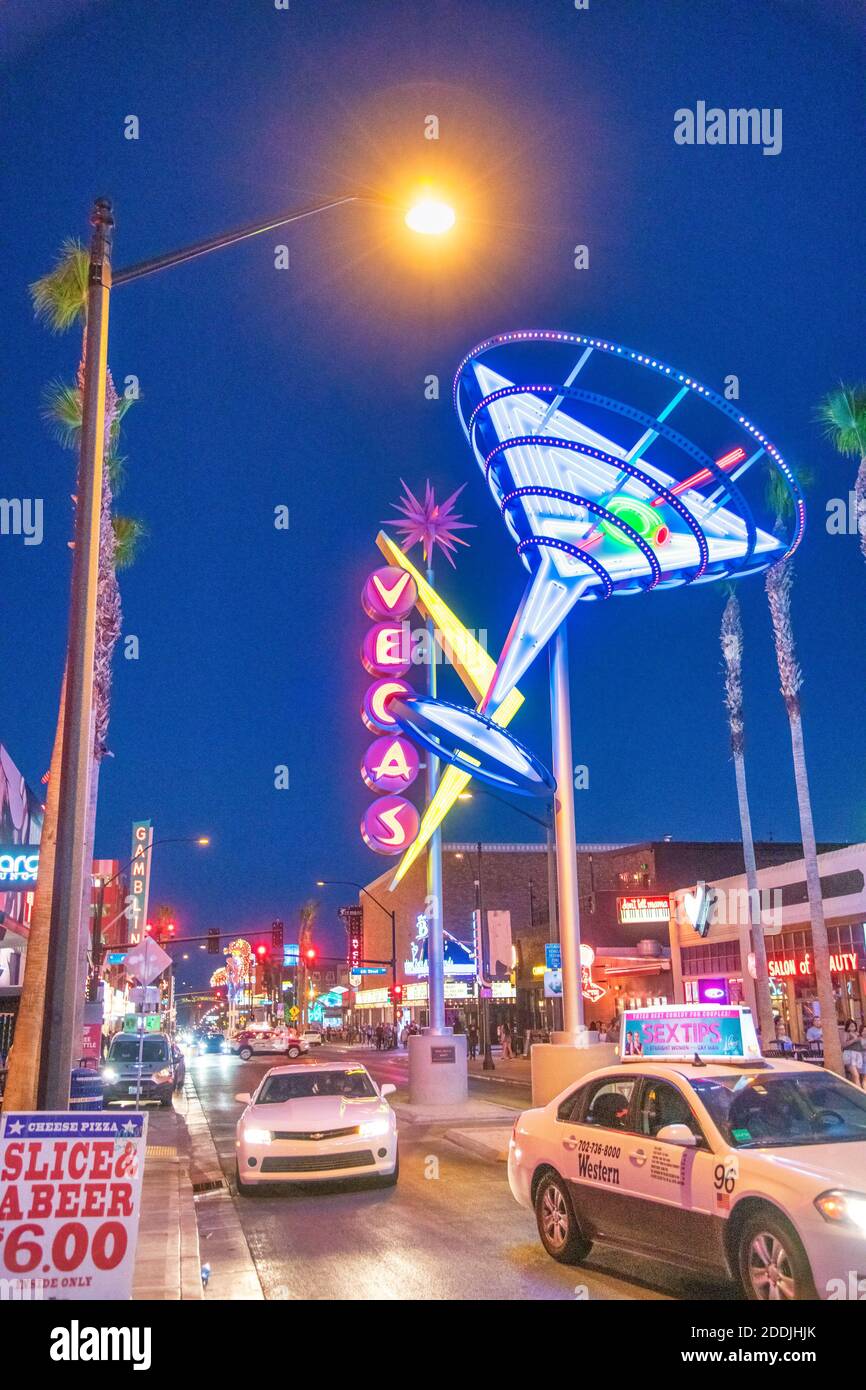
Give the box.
[841,1019,864,1087]
[467,1023,479,1061]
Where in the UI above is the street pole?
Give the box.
[39,199,114,1109]
[549,625,587,1043]
[425,565,447,1036]
[476,841,495,1071]
[88,875,106,1002]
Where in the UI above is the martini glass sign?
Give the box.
[359,566,422,855]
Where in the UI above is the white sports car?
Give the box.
[508,1054,866,1300]
[235,1062,398,1190]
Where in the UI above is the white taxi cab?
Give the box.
[508,1004,866,1300]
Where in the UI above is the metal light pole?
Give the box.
[549,625,586,1042]
[425,566,447,1037]
[36,188,451,1110]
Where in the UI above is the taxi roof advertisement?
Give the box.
[620,1004,761,1062]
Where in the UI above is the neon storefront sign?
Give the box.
[0,848,39,888]
[768,949,859,980]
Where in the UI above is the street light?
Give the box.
[405,197,456,236]
[41,186,453,1108]
[315,878,398,1027]
[87,834,210,1001]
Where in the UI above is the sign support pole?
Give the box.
[549,626,588,1043]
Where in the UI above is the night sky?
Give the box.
[2,0,864,984]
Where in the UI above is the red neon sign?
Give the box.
[768,949,858,980]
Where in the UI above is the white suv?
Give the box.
[232,1028,308,1061]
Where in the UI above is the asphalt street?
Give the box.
[189,1046,735,1301]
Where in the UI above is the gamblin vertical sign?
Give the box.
[128,820,153,944]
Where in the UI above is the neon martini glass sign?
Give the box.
[452,330,805,710]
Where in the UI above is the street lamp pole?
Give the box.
[316,880,397,1026]
[37,182,451,1109]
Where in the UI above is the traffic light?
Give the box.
[165,922,176,937]
[304,947,317,964]
[207,929,220,955]
[271,920,284,951]
[388,984,403,1005]
[255,944,268,960]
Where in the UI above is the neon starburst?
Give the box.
[385,479,473,568]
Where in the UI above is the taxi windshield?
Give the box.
[692,1071,866,1148]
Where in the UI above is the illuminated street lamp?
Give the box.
[40,188,454,1108]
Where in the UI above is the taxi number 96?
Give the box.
[713,1163,736,1194]
[578,1140,621,1159]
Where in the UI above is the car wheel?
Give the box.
[738,1208,816,1301]
[534,1172,592,1264]
[377,1152,399,1187]
[235,1162,255,1197]
[238,1046,253,1061]
[287,1047,300,1059]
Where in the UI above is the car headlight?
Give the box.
[358,1117,391,1139]
[101,1067,118,1083]
[243,1127,272,1145]
[814,1190,866,1232]
[152,1067,174,1084]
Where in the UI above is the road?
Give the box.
[188,1045,735,1301]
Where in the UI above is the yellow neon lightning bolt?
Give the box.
[375,531,524,888]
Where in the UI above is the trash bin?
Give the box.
[70,1064,104,1111]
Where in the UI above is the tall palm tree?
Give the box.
[4,244,144,1109]
[817,385,866,562]
[720,593,774,1043]
[764,472,843,1076]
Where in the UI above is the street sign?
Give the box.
[124,936,171,985]
[129,985,159,1006]
[545,942,561,970]
[0,1110,148,1300]
[359,965,387,975]
[123,1014,160,1033]
[288,1006,300,1021]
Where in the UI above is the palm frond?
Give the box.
[41,379,82,449]
[30,239,89,333]
[105,451,127,492]
[816,385,866,458]
[112,515,147,570]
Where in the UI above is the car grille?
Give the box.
[272,1126,359,1141]
[260,1150,375,1173]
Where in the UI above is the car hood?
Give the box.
[753,1139,866,1189]
[245,1095,389,1129]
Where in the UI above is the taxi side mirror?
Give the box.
[380,1083,396,1097]
[235,1092,252,1105]
[656,1123,698,1146]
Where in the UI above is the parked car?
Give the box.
[102,1031,183,1107]
[230,1028,308,1061]
[300,1029,323,1047]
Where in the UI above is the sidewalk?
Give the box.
[132,1080,263,1301]
[133,1100,202,1301]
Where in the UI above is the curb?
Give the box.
[183,1076,265,1301]
[444,1126,513,1163]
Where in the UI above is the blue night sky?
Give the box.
[1,0,864,979]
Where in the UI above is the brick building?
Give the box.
[351,839,835,1041]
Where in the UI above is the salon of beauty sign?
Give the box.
[0,1111,147,1300]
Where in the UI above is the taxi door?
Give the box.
[618,1074,728,1272]
[557,1074,648,1242]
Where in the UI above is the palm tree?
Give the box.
[720,593,774,1043]
[764,471,843,1076]
[3,244,144,1110]
[817,385,866,562]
